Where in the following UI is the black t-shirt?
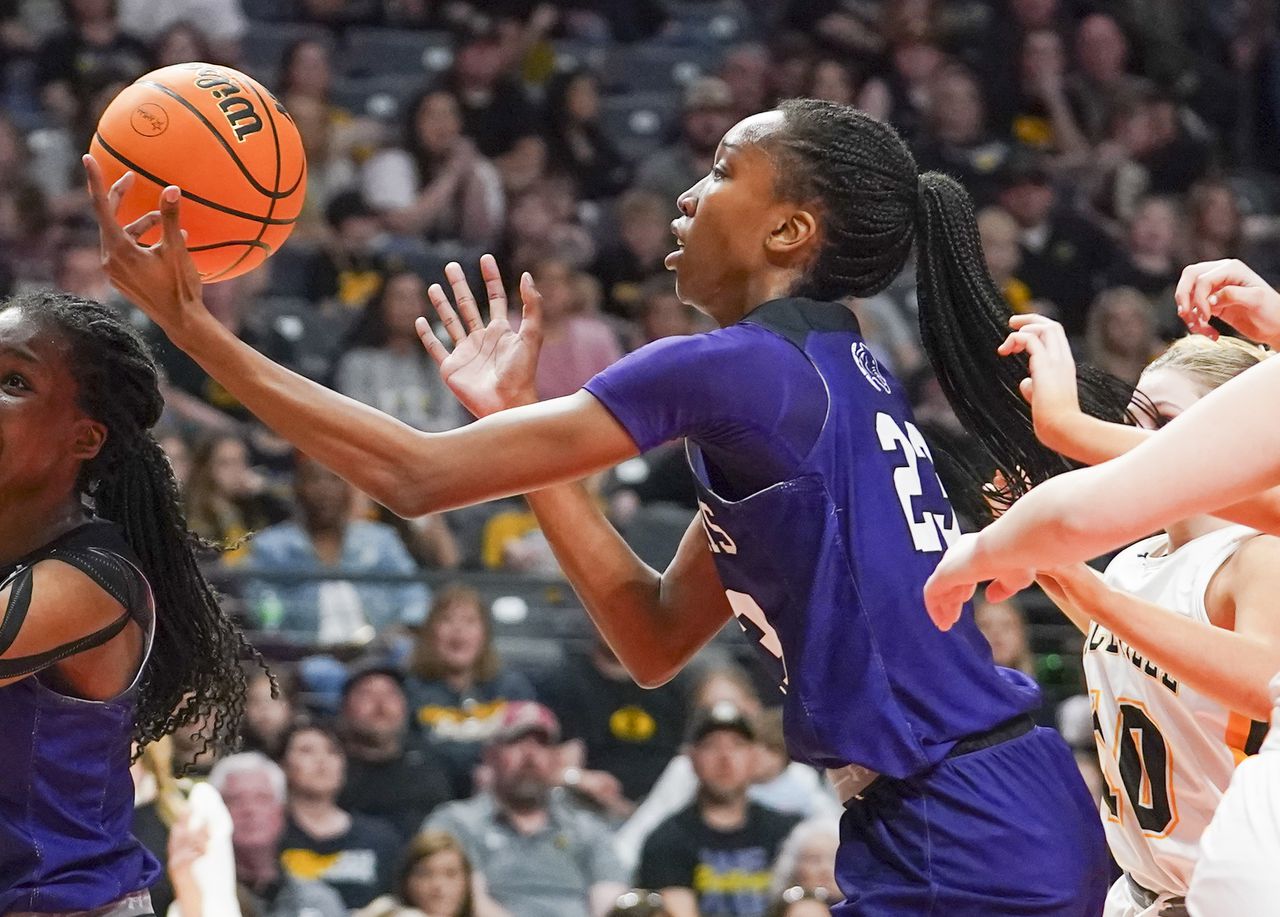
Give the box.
[34,27,151,92]
[337,745,454,842]
[541,654,689,802]
[450,76,542,158]
[279,813,400,909]
[1018,213,1120,336]
[637,803,800,917]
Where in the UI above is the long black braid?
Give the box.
[10,290,267,756]
[767,99,1135,522]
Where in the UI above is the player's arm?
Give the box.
[1039,538,1280,721]
[926,353,1280,627]
[1002,313,1280,533]
[87,164,729,687]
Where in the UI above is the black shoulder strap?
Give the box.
[0,546,150,680]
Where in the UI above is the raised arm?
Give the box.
[925,354,1280,626]
[1002,313,1280,532]
[85,158,633,517]
[88,161,730,687]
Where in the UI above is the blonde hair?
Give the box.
[1145,334,1270,392]
[396,830,476,916]
[136,736,188,826]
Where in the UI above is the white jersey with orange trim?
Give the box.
[1084,524,1268,898]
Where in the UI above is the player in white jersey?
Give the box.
[1187,671,1280,916]
[990,319,1280,916]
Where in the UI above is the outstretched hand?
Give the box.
[997,313,1081,450]
[83,154,207,343]
[417,254,544,418]
[1175,258,1280,348]
[923,532,1035,630]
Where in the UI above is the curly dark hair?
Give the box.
[765,98,1136,521]
[9,290,267,759]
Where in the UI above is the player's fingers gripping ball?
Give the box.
[88,62,307,283]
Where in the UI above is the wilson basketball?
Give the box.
[88,62,306,283]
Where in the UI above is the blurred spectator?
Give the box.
[150,21,212,69]
[306,190,388,314]
[337,663,454,843]
[1100,196,1182,305]
[541,633,689,808]
[119,1,244,63]
[289,93,359,242]
[974,598,1037,679]
[1083,286,1161,384]
[279,722,402,908]
[158,430,193,489]
[995,154,1118,336]
[1186,179,1243,263]
[335,270,469,432]
[913,64,1009,207]
[616,665,826,875]
[296,0,380,31]
[770,818,841,904]
[34,0,151,125]
[634,77,737,209]
[559,0,667,44]
[977,206,1042,315]
[183,432,289,560]
[877,37,946,142]
[426,701,629,917]
[362,87,506,247]
[280,37,338,110]
[131,737,185,916]
[593,190,673,319]
[1141,93,1214,196]
[404,584,537,797]
[495,133,549,198]
[245,454,429,644]
[210,752,347,916]
[531,257,622,400]
[357,829,508,917]
[1067,13,1149,144]
[1085,89,1157,228]
[783,0,882,58]
[445,23,541,158]
[241,666,298,759]
[54,231,113,301]
[501,182,596,280]
[636,701,800,917]
[1010,29,1088,161]
[720,43,772,120]
[543,68,631,200]
[636,276,706,343]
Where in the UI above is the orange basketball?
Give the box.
[89,62,306,283]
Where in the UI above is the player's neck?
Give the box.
[1163,515,1233,553]
[0,492,91,565]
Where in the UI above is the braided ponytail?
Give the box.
[11,291,267,758]
[768,99,1134,521]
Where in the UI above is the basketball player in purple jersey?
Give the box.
[0,292,260,915]
[88,100,1122,914]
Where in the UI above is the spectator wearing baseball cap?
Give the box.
[634,76,738,208]
[337,663,455,843]
[637,702,801,917]
[424,701,630,917]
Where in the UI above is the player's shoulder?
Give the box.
[742,296,862,348]
[1217,531,1280,587]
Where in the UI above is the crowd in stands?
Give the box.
[3,0,1279,913]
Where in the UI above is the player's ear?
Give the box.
[766,207,819,259]
[70,419,107,462]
